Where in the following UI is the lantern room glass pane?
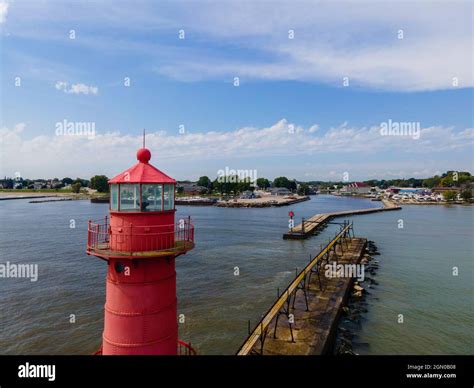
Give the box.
[163,184,174,210]
[119,184,139,211]
[110,184,118,210]
[141,184,163,211]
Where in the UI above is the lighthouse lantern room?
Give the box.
[87,145,195,355]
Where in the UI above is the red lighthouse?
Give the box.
[87,145,195,355]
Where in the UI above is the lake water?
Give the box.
[0,195,472,355]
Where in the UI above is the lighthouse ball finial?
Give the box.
[137,147,151,163]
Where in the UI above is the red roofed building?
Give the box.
[341,182,372,195]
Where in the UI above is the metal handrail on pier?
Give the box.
[178,339,197,355]
[237,221,354,355]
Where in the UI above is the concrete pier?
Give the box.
[238,223,368,355]
[263,238,366,355]
[283,199,400,239]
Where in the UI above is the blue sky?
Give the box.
[0,0,473,181]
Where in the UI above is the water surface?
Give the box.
[0,195,471,354]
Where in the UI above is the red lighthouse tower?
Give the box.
[87,145,195,355]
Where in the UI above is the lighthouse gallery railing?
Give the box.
[87,216,194,256]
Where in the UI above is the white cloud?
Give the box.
[154,35,472,91]
[149,2,473,91]
[55,81,98,95]
[308,125,319,134]
[5,1,473,91]
[0,0,8,24]
[1,120,472,180]
[54,81,68,91]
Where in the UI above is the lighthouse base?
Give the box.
[102,257,178,355]
[94,339,196,355]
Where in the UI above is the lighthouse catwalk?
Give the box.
[86,145,195,355]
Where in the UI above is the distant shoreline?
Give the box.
[1,191,471,207]
[0,191,100,201]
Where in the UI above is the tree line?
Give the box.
[2,171,471,198]
[188,175,311,195]
[1,176,108,194]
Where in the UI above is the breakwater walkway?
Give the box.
[0,195,57,201]
[283,199,400,239]
[216,195,310,208]
[237,222,366,355]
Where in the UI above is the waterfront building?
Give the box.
[341,182,371,195]
[270,187,291,196]
[177,183,207,195]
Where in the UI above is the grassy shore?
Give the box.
[0,189,109,200]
